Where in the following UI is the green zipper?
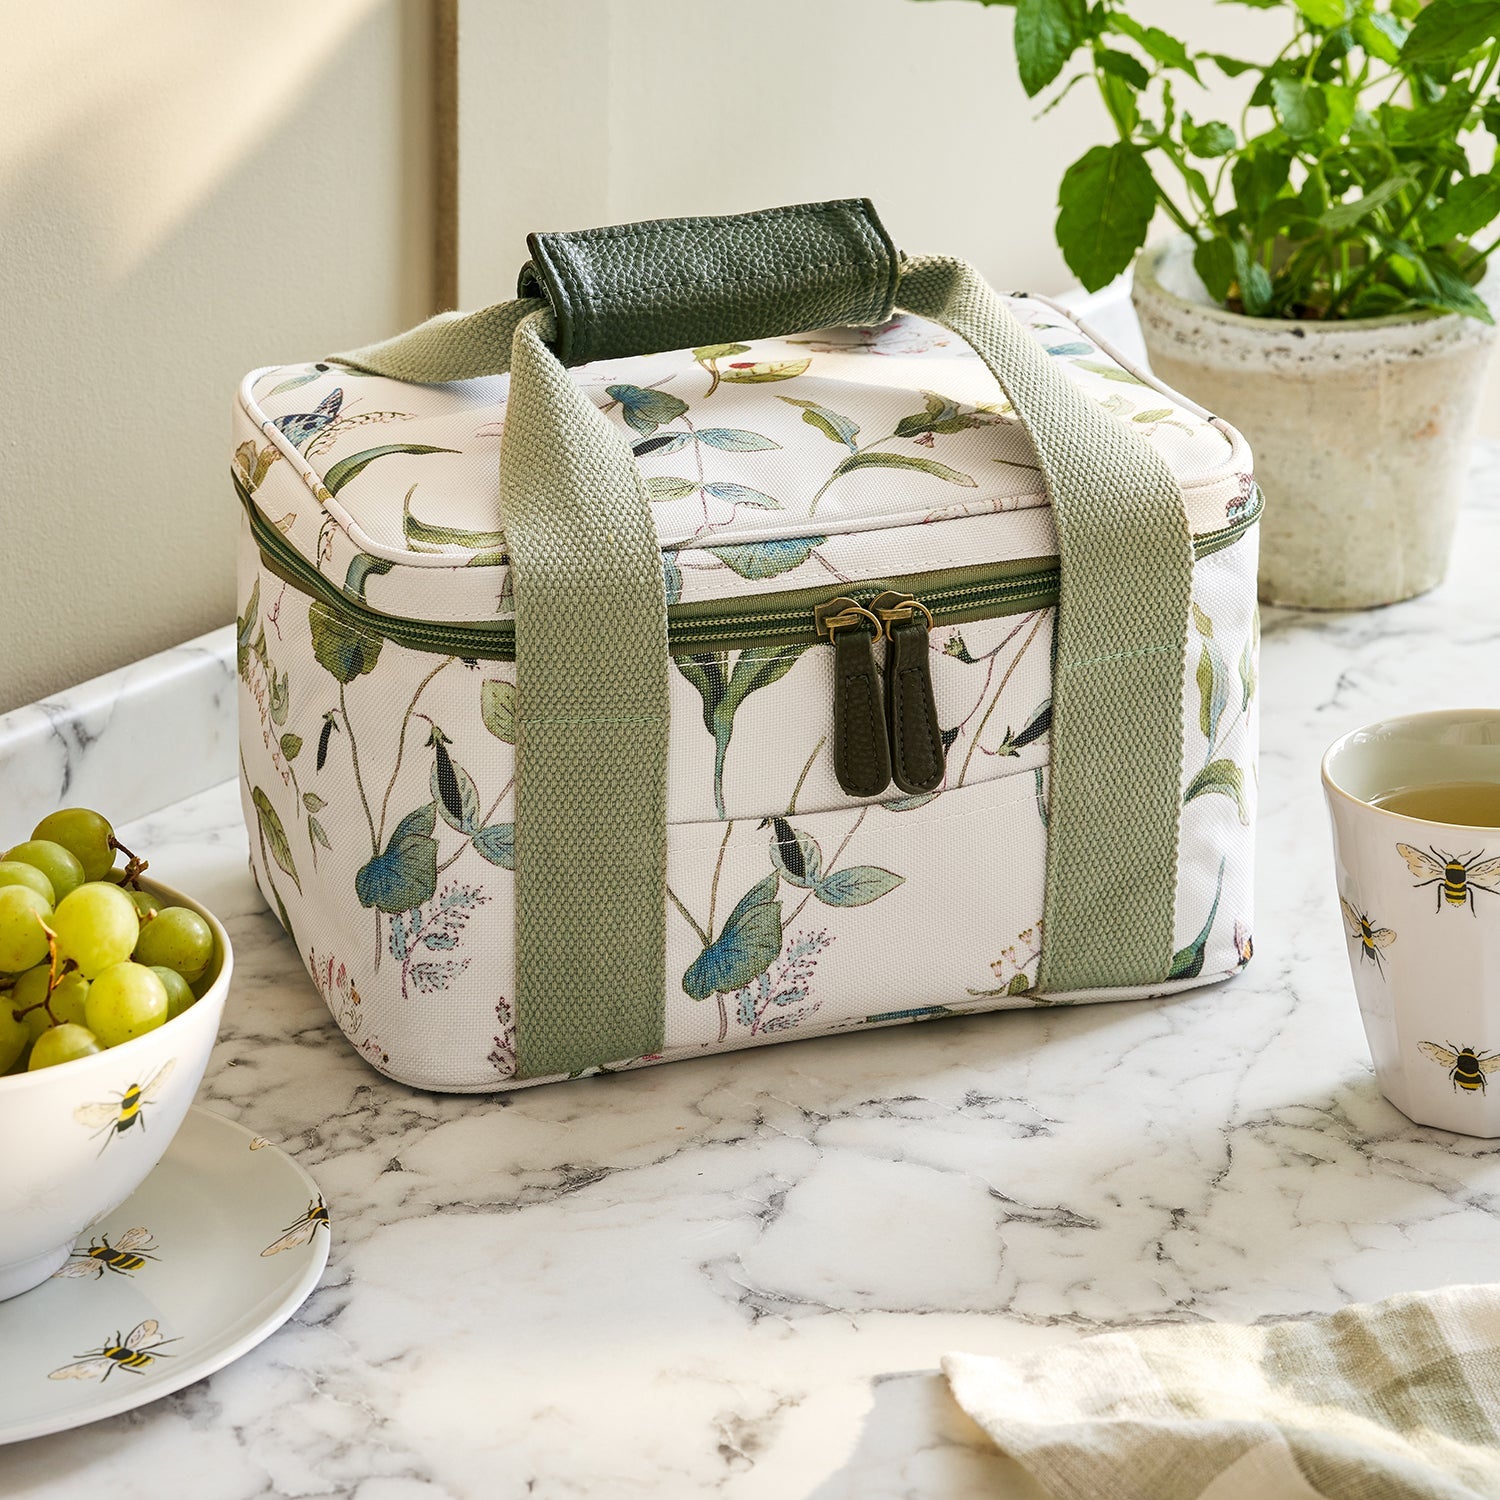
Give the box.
[238,475,1261,663]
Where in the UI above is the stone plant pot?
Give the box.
[1132,236,1497,609]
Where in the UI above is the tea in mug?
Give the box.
[1372,781,1500,827]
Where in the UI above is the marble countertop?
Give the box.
[11,455,1500,1499]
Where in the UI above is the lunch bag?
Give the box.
[232,200,1259,1092]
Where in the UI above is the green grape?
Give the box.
[52,882,139,979]
[129,888,161,920]
[84,962,168,1046]
[0,1002,27,1072]
[28,1023,101,1069]
[150,965,195,1020]
[133,906,213,982]
[3,840,84,902]
[0,886,52,972]
[31,808,115,883]
[0,860,54,905]
[10,966,51,1039]
[47,970,90,1027]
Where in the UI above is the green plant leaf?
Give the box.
[606,384,688,436]
[719,358,811,383]
[1182,118,1236,157]
[323,445,455,497]
[1015,0,1083,96]
[473,823,515,869]
[776,396,860,449]
[695,428,781,452]
[251,787,302,894]
[1425,171,1500,240]
[1270,76,1329,139]
[480,679,517,743]
[1207,52,1258,76]
[1185,758,1250,825]
[309,601,382,683]
[1056,142,1157,291]
[703,537,823,579]
[1232,243,1274,316]
[682,874,783,999]
[814,866,904,908]
[1404,0,1500,65]
[1107,15,1199,79]
[830,451,978,486]
[355,803,438,914]
[1319,171,1416,230]
[1292,0,1345,28]
[1193,238,1237,304]
[1097,47,1150,90]
[1353,11,1408,62]
[280,732,303,761]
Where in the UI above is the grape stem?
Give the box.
[13,923,68,1026]
[108,836,150,887]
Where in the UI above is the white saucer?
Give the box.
[0,1106,330,1444]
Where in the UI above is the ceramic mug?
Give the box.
[1323,710,1500,1137]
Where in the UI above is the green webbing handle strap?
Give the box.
[897,259,1192,992]
[331,239,1192,1076]
[517,199,901,367]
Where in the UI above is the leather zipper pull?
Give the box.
[815,598,892,799]
[874,592,945,795]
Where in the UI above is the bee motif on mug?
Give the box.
[261,1195,330,1257]
[49,1320,178,1382]
[1418,1041,1500,1094]
[1340,899,1396,975]
[52,1227,158,1281]
[74,1061,175,1153]
[1397,845,1500,915]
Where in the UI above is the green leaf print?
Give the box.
[236,578,260,679]
[814,866,904,907]
[1168,859,1226,981]
[693,343,750,362]
[703,537,824,580]
[345,553,395,600]
[682,874,784,1000]
[663,554,683,607]
[719,359,811,383]
[676,645,806,818]
[1185,758,1250,826]
[309,601,383,684]
[251,787,301,894]
[403,487,505,550]
[701,482,781,509]
[766,817,822,888]
[473,823,515,869]
[480,680,517,743]
[830,451,978,487]
[323,444,456,496]
[893,390,1006,438]
[694,428,781,452]
[356,803,439,914]
[606,384,688,436]
[1196,638,1229,744]
[646,476,698,500]
[280,732,303,761]
[776,396,860,451]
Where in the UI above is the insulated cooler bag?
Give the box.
[232,200,1259,1092]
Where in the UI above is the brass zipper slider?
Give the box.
[815,597,892,799]
[872,591,945,795]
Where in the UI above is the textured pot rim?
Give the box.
[1133,235,1497,355]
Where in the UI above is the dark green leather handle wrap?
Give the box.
[516,199,900,367]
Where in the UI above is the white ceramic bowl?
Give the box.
[0,879,230,1299]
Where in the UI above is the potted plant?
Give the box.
[929,0,1500,608]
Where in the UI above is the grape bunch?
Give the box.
[0,809,215,1074]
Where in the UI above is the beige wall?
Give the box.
[0,1,435,713]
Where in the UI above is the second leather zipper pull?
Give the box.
[815,598,892,799]
[874,592,945,795]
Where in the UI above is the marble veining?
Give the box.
[10,456,1500,1497]
[0,626,236,845]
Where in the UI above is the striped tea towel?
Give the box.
[944,1286,1500,1500]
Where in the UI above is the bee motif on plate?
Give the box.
[1397,844,1500,915]
[1340,899,1396,975]
[49,1319,178,1382]
[261,1195,330,1257]
[1418,1041,1500,1094]
[74,1061,176,1153]
[52,1227,158,1281]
